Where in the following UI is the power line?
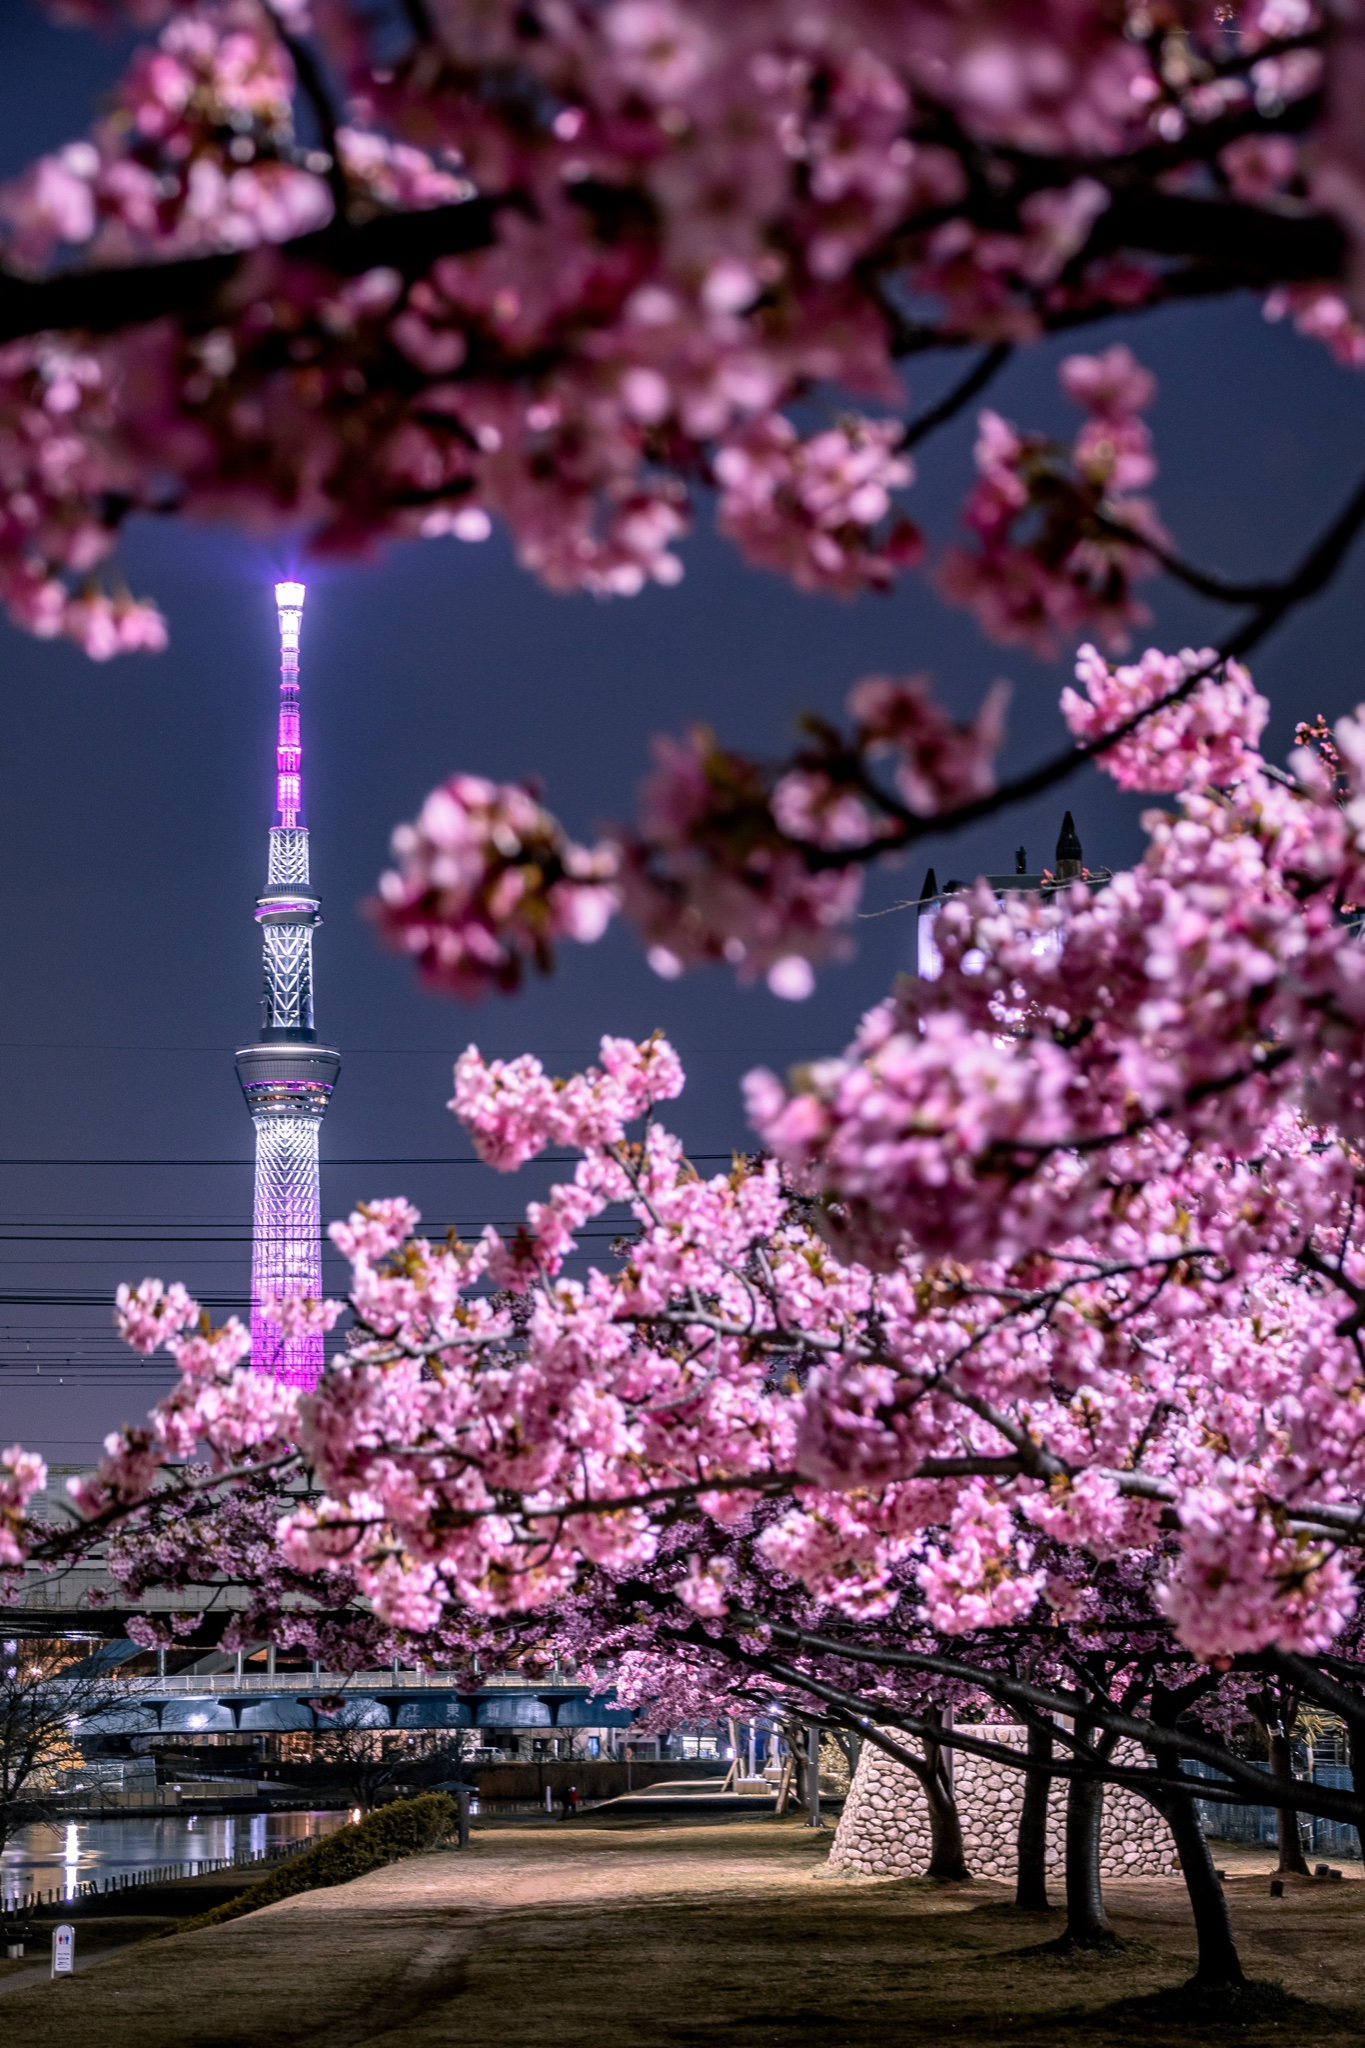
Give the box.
[0,1042,819,1055]
[0,1223,623,1241]
[0,1157,481,1166]
[0,1153,735,1166]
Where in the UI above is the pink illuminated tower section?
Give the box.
[234,583,340,1389]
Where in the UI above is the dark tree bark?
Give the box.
[1050,1726,1121,1952]
[1015,1721,1053,1911]
[921,1707,970,1881]
[1157,1788,1245,1989]
[1268,1726,1310,1876]
[921,1761,969,1880]
[1061,1772,1115,1947]
[786,1719,811,1811]
[1349,1720,1365,1869]
[1252,1690,1309,1875]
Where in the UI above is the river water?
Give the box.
[2,1809,347,1905]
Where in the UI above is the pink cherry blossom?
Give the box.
[847,673,1009,816]
[0,1446,48,1567]
[940,347,1166,655]
[115,1277,199,1353]
[1060,644,1269,792]
[371,773,619,1000]
[260,1291,344,1337]
[0,0,1343,646]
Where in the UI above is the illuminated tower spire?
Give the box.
[234,582,340,1388]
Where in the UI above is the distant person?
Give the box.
[562,1785,579,1818]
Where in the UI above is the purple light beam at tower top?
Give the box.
[274,580,306,831]
[235,580,340,1391]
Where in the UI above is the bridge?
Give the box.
[76,1665,637,1737]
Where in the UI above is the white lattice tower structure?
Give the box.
[235,582,340,1389]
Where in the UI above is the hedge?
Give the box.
[168,1792,457,1935]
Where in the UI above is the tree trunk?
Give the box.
[1349,1720,1365,1868]
[1059,1770,1118,1949]
[792,1742,808,1811]
[921,1761,969,1879]
[921,1709,969,1880]
[1015,1721,1053,1911]
[1159,1789,1245,1989]
[1267,1727,1309,1875]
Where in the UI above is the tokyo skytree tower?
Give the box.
[235,582,340,1389]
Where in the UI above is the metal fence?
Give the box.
[1,1832,311,1918]
[1188,1746,1361,1861]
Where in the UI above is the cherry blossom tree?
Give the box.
[17,635,1365,1693]
[8,867,1365,1799]
[13,2,1365,2004]
[0,0,1362,659]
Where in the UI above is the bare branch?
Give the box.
[899,342,1013,451]
[260,2,351,224]
[0,199,500,348]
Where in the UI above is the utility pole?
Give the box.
[806,1724,823,1829]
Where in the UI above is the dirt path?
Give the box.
[3,1819,1361,2047]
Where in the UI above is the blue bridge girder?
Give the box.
[76,1685,637,1737]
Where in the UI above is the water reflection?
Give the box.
[1,1809,344,1904]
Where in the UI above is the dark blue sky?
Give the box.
[5,4,1365,1457]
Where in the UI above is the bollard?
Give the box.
[455,1788,472,1851]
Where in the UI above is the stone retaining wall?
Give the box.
[828,1725,1178,1881]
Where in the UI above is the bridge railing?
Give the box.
[1,1833,314,1920]
[113,1671,580,1695]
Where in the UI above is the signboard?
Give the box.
[52,1925,74,1978]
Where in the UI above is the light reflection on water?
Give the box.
[2,1809,345,1902]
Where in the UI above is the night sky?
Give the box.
[4,5,1365,1462]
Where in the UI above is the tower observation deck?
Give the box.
[235,582,339,1388]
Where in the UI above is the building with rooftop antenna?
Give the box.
[916,811,1110,980]
[234,583,340,1389]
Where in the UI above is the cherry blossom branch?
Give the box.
[24,1449,306,1560]
[259,3,349,224]
[898,343,1013,452]
[1265,1649,1365,1735]
[1096,469,1365,611]
[0,198,500,345]
[977,1048,1295,1166]
[743,1627,1365,1824]
[728,1640,1363,1822]
[1219,467,1365,662]
[0,177,1343,361]
[322,1201,1365,1553]
[783,470,1365,869]
[1083,188,1343,289]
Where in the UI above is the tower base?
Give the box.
[236,1041,340,1390]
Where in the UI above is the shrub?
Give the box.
[169,1793,456,1935]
